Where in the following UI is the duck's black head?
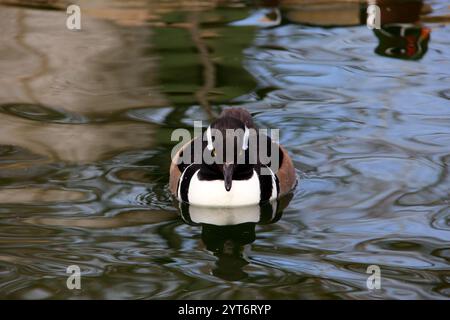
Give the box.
[200,116,255,192]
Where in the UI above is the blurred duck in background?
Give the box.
[231,0,437,60]
[373,0,431,60]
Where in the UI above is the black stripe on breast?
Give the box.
[178,164,201,203]
[256,165,279,203]
[257,134,283,172]
[197,164,223,181]
[274,169,280,195]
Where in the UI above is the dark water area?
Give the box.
[0,0,449,299]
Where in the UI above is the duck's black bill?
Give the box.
[223,163,234,192]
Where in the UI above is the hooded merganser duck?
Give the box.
[169,108,296,207]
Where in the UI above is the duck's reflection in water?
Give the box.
[178,195,292,281]
[203,223,254,281]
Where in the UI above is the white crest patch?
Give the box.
[242,126,249,150]
[206,126,214,151]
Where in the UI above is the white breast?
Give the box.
[189,205,261,225]
[187,169,261,207]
